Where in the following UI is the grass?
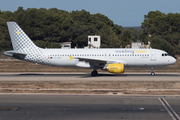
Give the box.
[1,81,180,95]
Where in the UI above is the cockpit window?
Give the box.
[162,53,170,56]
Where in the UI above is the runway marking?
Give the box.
[159,98,180,120]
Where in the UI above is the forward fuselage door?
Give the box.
[151,50,156,61]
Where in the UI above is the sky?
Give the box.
[1,0,180,27]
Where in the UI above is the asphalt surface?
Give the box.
[0,72,180,81]
[0,72,180,119]
[0,94,180,120]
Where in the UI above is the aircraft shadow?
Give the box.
[80,73,180,78]
[0,73,179,78]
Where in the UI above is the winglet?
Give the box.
[69,56,74,60]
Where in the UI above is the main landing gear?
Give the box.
[91,70,98,76]
[151,67,155,76]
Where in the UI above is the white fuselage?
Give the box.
[39,48,176,67]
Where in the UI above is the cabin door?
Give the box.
[151,50,156,61]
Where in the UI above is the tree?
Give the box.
[141,10,180,55]
[0,7,126,51]
[121,30,134,48]
[151,37,176,56]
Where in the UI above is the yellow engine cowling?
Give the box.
[103,63,124,73]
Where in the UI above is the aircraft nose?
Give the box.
[171,57,176,64]
[173,58,176,64]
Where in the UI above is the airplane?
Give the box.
[4,22,176,76]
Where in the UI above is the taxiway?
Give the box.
[0,94,180,120]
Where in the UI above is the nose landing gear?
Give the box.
[151,67,155,76]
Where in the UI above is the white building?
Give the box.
[60,42,71,49]
[131,41,151,49]
[86,35,101,49]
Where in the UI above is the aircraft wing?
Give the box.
[76,57,107,63]
[69,56,127,68]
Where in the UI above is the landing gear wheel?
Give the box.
[151,67,155,76]
[151,72,155,76]
[91,70,98,76]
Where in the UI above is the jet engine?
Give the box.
[103,63,124,73]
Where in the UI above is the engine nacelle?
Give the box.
[103,63,124,73]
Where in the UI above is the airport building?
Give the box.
[84,35,101,49]
[60,35,150,49]
[60,42,72,49]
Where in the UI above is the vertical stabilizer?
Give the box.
[7,22,38,51]
[5,22,51,66]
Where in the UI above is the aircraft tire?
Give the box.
[91,70,98,76]
[151,72,155,76]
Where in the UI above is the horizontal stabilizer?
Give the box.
[4,50,26,57]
